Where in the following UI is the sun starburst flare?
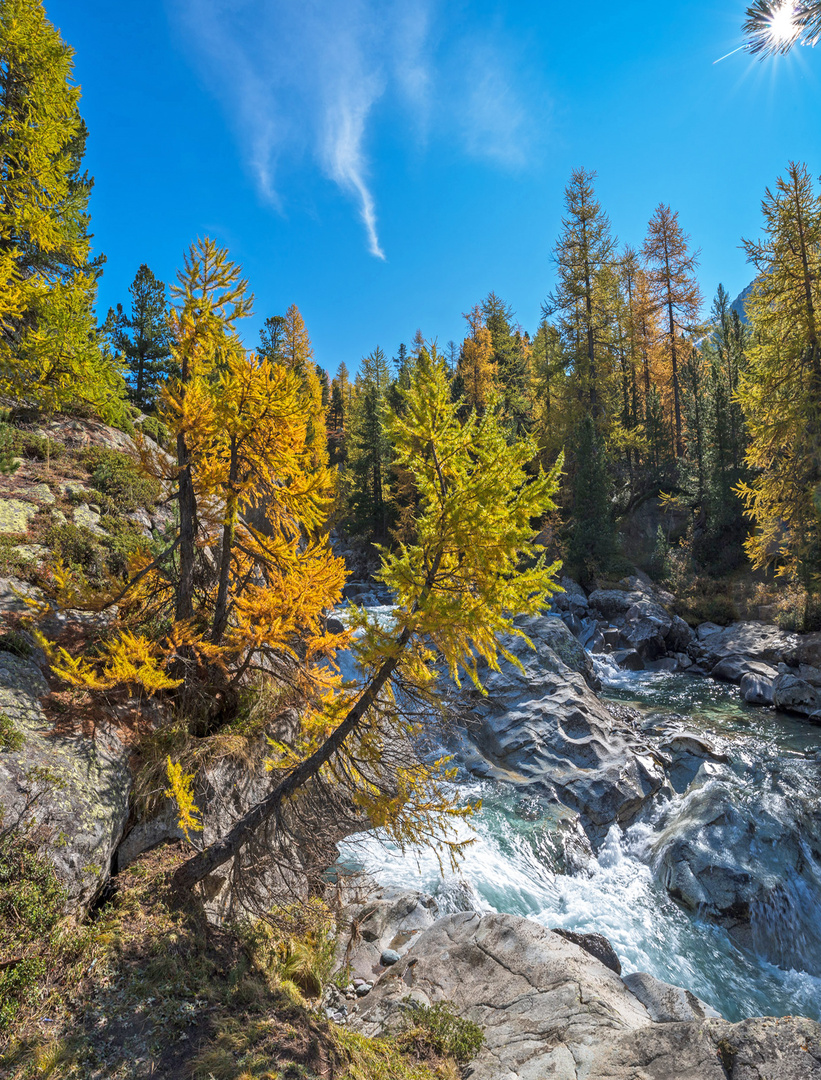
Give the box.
[743,0,821,56]
[768,1,800,43]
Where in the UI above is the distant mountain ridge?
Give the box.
[730,281,756,323]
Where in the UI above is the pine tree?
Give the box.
[544,168,617,415]
[737,162,821,586]
[346,346,393,540]
[106,265,173,412]
[643,204,703,458]
[0,0,126,423]
[482,292,532,434]
[567,414,617,581]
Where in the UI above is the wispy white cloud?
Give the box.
[166,0,537,258]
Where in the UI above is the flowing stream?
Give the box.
[339,654,821,1023]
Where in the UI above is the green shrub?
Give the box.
[138,415,169,446]
[0,829,67,1029]
[81,447,159,511]
[45,522,107,579]
[398,1000,484,1065]
[0,630,33,659]
[13,429,64,463]
[99,516,149,575]
[0,712,24,752]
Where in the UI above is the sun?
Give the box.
[768,2,800,45]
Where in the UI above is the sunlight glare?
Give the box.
[768,2,799,45]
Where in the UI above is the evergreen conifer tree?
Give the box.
[106,264,173,412]
[347,346,393,540]
[544,169,617,416]
[567,414,617,581]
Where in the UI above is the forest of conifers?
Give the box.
[3,0,821,631]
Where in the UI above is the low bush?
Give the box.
[0,828,68,1031]
[0,712,24,752]
[44,523,108,581]
[137,415,169,447]
[246,899,337,1000]
[81,447,159,511]
[397,1000,484,1065]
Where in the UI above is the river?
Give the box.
[339,657,821,1023]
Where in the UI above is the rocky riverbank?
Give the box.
[555,571,821,722]
[328,888,821,1080]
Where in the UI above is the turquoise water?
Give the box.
[339,667,821,1023]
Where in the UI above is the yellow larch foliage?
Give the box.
[165,757,203,842]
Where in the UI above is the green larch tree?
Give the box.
[643,204,702,459]
[0,0,125,422]
[737,162,821,588]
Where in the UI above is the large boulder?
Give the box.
[711,656,778,685]
[351,911,821,1080]
[587,581,693,660]
[454,616,664,836]
[552,575,589,617]
[697,621,800,669]
[772,673,821,718]
[648,759,821,971]
[0,653,131,912]
[740,671,776,706]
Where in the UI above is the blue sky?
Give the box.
[50,0,820,375]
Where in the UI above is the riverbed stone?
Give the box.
[351,911,821,1080]
[612,648,644,671]
[711,655,778,685]
[648,755,821,969]
[335,890,440,981]
[454,616,664,834]
[621,970,721,1022]
[697,621,800,668]
[553,576,588,616]
[772,673,821,717]
[740,671,775,706]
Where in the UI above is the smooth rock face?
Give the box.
[621,970,721,1023]
[697,621,800,668]
[351,911,821,1080]
[336,891,440,981]
[456,616,664,834]
[0,654,130,912]
[591,1016,821,1080]
[352,912,651,1080]
[772,674,821,718]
